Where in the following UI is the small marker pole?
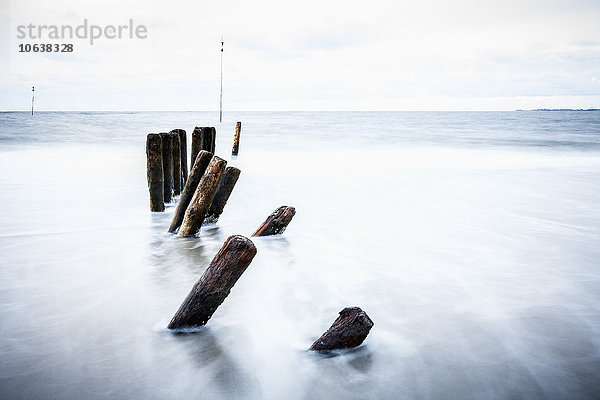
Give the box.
[31,86,35,116]
[219,36,224,123]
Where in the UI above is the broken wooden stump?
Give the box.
[191,127,216,169]
[168,150,213,233]
[309,307,374,351]
[172,132,182,195]
[168,235,257,329]
[232,121,241,156]
[159,132,174,203]
[205,166,241,223]
[252,206,296,236]
[177,156,227,237]
[171,129,188,188]
[146,133,164,212]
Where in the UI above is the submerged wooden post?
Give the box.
[168,151,213,233]
[168,235,257,329]
[205,166,241,223]
[191,127,216,171]
[146,133,164,212]
[172,133,182,195]
[178,156,227,237]
[309,307,374,351]
[171,129,188,188]
[159,132,174,203]
[252,206,296,236]
[232,121,241,156]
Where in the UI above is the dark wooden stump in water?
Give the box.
[232,121,241,156]
[168,151,213,233]
[205,166,241,223]
[191,127,216,169]
[175,129,188,188]
[168,235,257,329]
[252,206,296,236]
[309,307,374,351]
[159,132,174,203]
[172,133,182,195]
[146,133,164,212]
[178,156,227,237]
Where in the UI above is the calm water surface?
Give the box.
[1,111,599,399]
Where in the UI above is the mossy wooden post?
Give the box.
[232,122,241,156]
[168,151,213,233]
[146,133,164,212]
[178,156,227,237]
[205,166,241,223]
[252,206,296,236]
[168,235,257,329]
[309,307,374,351]
[159,132,174,203]
[172,132,182,195]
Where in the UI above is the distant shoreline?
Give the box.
[517,108,600,112]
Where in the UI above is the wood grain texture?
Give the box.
[178,155,227,237]
[309,307,374,351]
[168,235,257,329]
[146,133,164,212]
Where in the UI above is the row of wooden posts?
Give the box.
[145,123,373,351]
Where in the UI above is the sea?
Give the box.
[1,111,599,399]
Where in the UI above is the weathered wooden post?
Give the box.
[205,166,241,223]
[178,156,227,237]
[172,133,182,196]
[252,206,296,236]
[191,127,216,171]
[232,121,241,156]
[172,129,188,188]
[168,235,257,329]
[309,307,374,351]
[146,133,164,212]
[168,151,213,233]
[159,132,174,203]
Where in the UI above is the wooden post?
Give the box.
[309,307,374,351]
[178,156,227,237]
[191,127,216,171]
[168,235,257,329]
[159,132,174,203]
[252,206,296,236]
[171,129,188,188]
[232,122,241,156]
[168,151,213,233]
[172,132,182,196]
[205,166,241,223]
[146,133,164,212]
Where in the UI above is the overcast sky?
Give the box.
[1,0,599,111]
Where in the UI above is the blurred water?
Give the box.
[1,111,599,399]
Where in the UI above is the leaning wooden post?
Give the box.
[205,166,241,223]
[309,307,374,351]
[159,132,174,203]
[168,235,257,329]
[252,206,296,236]
[232,121,241,156]
[172,132,182,196]
[168,151,213,233]
[146,133,164,212]
[178,156,227,237]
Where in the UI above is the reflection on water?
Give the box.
[1,111,600,399]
